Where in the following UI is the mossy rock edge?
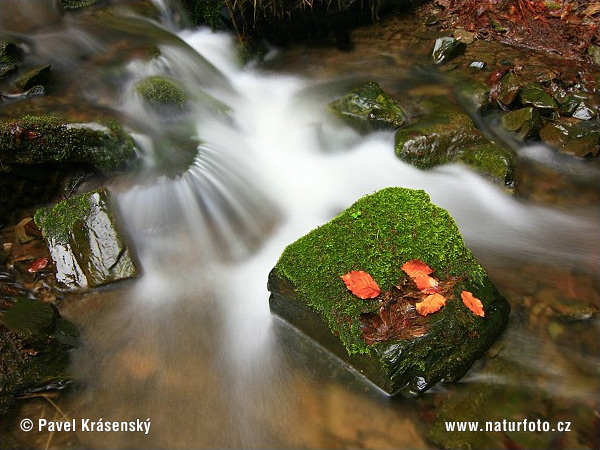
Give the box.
[268,187,510,396]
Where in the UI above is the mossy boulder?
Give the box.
[268,188,510,396]
[394,108,488,169]
[0,115,135,172]
[458,141,515,185]
[135,76,186,109]
[0,298,79,414]
[34,188,139,290]
[539,118,600,158]
[500,107,542,140]
[329,81,407,132]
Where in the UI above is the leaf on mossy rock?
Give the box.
[401,259,434,278]
[461,290,485,317]
[414,274,440,294]
[416,293,447,316]
[341,270,381,299]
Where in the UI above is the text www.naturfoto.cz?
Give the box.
[445,419,571,433]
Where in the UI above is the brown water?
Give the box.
[1,3,599,449]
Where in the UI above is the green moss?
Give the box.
[458,142,515,185]
[34,191,91,245]
[61,0,97,10]
[135,76,186,108]
[0,115,135,172]
[273,188,489,355]
[180,0,225,28]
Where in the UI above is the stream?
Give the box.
[1,1,599,449]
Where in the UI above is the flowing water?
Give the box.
[1,2,599,449]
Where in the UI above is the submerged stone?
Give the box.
[394,108,487,168]
[558,94,586,116]
[500,107,542,140]
[497,72,521,106]
[14,64,51,90]
[268,188,510,396]
[329,81,407,132]
[539,119,600,158]
[0,115,135,172]
[0,297,79,413]
[431,37,465,65]
[34,188,139,290]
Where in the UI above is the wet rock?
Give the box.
[394,106,488,168]
[519,82,558,112]
[453,29,475,45]
[431,37,466,65]
[1,85,45,100]
[268,188,510,396]
[0,115,135,172]
[14,64,51,91]
[455,81,490,112]
[14,218,42,244]
[469,61,485,70]
[34,188,139,290]
[0,297,79,414]
[458,142,515,185]
[539,118,599,158]
[558,93,586,116]
[587,44,600,66]
[500,107,542,140]
[0,63,17,78]
[496,72,521,106]
[135,76,186,109]
[60,0,97,10]
[0,41,21,64]
[571,102,596,120]
[329,81,407,132]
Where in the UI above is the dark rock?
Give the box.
[329,81,408,132]
[497,72,521,106]
[395,105,488,168]
[14,218,42,244]
[34,188,139,290]
[0,63,17,78]
[558,94,586,116]
[0,298,79,414]
[539,118,599,158]
[500,107,542,140]
[14,65,52,91]
[268,188,510,396]
[0,115,135,172]
[431,37,466,65]
[519,83,558,112]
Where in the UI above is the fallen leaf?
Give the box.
[341,270,381,299]
[416,293,447,316]
[461,291,485,317]
[414,275,439,294]
[401,259,433,278]
[27,257,48,273]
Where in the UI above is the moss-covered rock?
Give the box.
[497,72,522,106]
[14,64,51,90]
[0,298,79,414]
[268,188,510,396]
[394,108,488,168]
[458,141,515,185]
[519,82,558,112]
[135,76,186,109]
[34,188,139,290]
[329,81,407,132]
[0,115,135,172]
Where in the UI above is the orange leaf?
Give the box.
[415,293,446,316]
[414,275,439,294]
[341,271,381,299]
[27,257,48,273]
[461,291,485,317]
[401,259,433,278]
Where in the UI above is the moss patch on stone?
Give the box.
[269,188,509,395]
[34,191,91,246]
[0,115,135,172]
[135,76,186,109]
[458,141,515,185]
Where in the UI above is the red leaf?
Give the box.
[416,293,447,316]
[401,259,433,278]
[461,291,485,317]
[27,257,48,273]
[341,271,381,299]
[414,275,439,294]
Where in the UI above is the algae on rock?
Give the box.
[0,115,135,172]
[135,76,186,109]
[268,188,510,396]
[34,188,139,290]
